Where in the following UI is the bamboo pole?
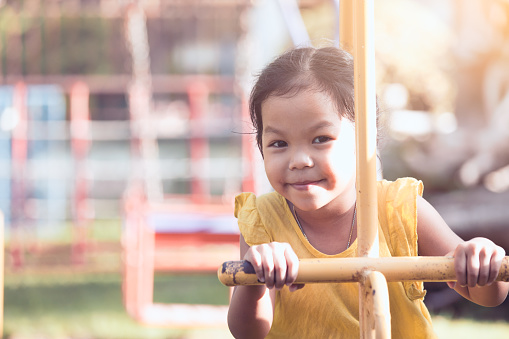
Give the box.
[339,0,354,54]
[364,271,391,339]
[354,0,378,260]
[352,1,379,337]
[218,256,509,286]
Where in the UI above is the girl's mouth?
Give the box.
[289,180,323,190]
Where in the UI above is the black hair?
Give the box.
[249,46,381,156]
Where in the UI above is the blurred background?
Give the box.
[0,0,509,338]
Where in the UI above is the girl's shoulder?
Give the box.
[377,177,422,257]
[234,191,286,217]
[378,177,423,203]
[377,178,427,300]
[234,191,288,246]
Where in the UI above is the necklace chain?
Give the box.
[292,204,357,251]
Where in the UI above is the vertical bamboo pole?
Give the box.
[354,0,378,261]
[365,271,391,338]
[339,0,354,54]
[352,1,383,337]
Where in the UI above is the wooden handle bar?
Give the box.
[218,256,509,287]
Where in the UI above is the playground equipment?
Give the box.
[9,83,27,268]
[121,1,254,327]
[218,1,509,338]
[1,3,252,326]
[2,82,70,268]
[122,183,240,326]
[0,0,252,275]
[121,75,252,325]
[70,81,92,265]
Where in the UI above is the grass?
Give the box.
[5,272,509,338]
[432,316,509,339]
[4,226,509,339]
[4,218,236,338]
[4,273,233,339]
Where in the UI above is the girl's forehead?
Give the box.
[261,92,345,131]
[268,82,327,100]
[262,90,338,118]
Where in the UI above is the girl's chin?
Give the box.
[289,197,331,212]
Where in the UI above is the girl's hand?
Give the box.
[244,242,304,292]
[447,237,506,289]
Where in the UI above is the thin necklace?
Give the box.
[292,204,357,250]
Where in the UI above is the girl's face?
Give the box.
[261,89,357,212]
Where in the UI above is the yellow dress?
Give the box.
[234,178,437,339]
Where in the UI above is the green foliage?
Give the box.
[0,11,125,76]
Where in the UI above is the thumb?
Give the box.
[447,281,456,289]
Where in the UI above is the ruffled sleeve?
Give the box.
[234,193,272,246]
[379,178,427,300]
[383,177,423,258]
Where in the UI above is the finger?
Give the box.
[488,247,506,286]
[262,252,275,289]
[466,247,480,288]
[454,248,468,287]
[477,248,491,287]
[446,281,456,289]
[245,248,265,283]
[272,245,287,290]
[444,250,455,258]
[289,284,305,292]
[284,245,300,286]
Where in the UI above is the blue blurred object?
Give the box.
[0,84,67,238]
[26,85,68,237]
[0,85,14,225]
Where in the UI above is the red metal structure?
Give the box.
[70,81,91,265]
[122,183,240,326]
[121,75,254,325]
[10,82,28,269]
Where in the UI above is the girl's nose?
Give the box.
[289,149,314,170]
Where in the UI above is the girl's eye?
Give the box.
[269,140,287,148]
[313,136,332,144]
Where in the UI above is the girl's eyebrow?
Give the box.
[310,121,336,131]
[264,120,338,135]
[305,121,338,134]
[263,126,282,135]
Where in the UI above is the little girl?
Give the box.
[227,46,509,338]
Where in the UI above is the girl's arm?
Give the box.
[417,195,509,307]
[227,235,301,338]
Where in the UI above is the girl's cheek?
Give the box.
[263,157,281,182]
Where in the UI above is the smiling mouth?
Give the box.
[289,180,323,190]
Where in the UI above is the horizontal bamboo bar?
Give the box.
[218,256,509,287]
